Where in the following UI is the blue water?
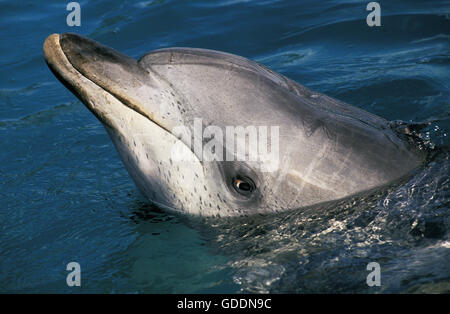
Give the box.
[1,0,449,293]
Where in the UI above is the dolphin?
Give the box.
[43,33,426,217]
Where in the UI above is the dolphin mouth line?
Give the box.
[43,33,170,136]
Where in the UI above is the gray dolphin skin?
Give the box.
[43,33,426,217]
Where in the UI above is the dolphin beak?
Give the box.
[57,33,149,94]
[43,33,170,134]
[44,33,86,102]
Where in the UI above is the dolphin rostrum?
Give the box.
[43,33,426,217]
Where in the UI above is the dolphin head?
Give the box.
[44,33,426,217]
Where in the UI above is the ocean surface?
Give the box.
[1,0,449,293]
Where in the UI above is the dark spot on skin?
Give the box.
[204,186,207,191]
[133,141,136,147]
[194,188,197,193]
[146,153,149,159]
[217,205,220,210]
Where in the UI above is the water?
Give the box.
[0,0,449,293]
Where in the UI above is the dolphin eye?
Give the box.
[232,176,255,196]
